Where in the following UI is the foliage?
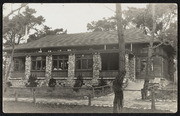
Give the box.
[3,6,45,46]
[25,74,39,87]
[48,78,57,87]
[87,16,129,32]
[87,4,177,51]
[28,25,66,42]
[98,76,107,86]
[124,4,177,49]
[6,81,12,87]
[87,17,116,32]
[73,74,84,92]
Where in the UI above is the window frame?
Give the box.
[31,56,46,71]
[52,55,68,71]
[13,57,25,72]
[75,54,93,70]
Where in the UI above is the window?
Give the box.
[14,58,25,72]
[76,54,93,70]
[140,48,148,54]
[101,53,118,70]
[52,55,68,70]
[31,56,46,71]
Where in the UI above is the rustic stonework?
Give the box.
[129,56,136,81]
[9,79,27,87]
[125,54,130,78]
[25,56,31,80]
[67,54,75,86]
[4,56,11,81]
[92,53,101,85]
[45,55,52,84]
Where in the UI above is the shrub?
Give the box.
[6,81,12,87]
[98,76,107,86]
[73,74,84,92]
[25,74,39,87]
[48,78,56,87]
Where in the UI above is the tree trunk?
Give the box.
[143,4,156,99]
[113,4,126,113]
[4,37,15,93]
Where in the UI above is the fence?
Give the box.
[5,85,112,106]
[4,85,177,110]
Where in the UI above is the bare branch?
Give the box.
[152,42,164,49]
[4,3,28,19]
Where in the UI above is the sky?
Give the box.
[3,3,147,34]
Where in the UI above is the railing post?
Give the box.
[151,89,156,110]
[88,94,91,106]
[15,89,18,102]
[92,87,95,98]
[102,86,105,95]
[32,88,36,103]
[110,85,113,92]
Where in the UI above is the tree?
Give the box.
[87,16,130,32]
[124,3,177,98]
[27,25,66,42]
[3,6,45,46]
[3,4,45,91]
[113,4,126,113]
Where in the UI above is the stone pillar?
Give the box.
[4,56,11,81]
[67,54,75,86]
[129,56,136,81]
[25,56,31,80]
[45,55,52,84]
[125,54,130,78]
[92,53,101,85]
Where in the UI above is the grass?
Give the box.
[3,86,112,99]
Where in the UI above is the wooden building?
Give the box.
[4,28,175,86]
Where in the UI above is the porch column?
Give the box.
[4,56,11,81]
[45,55,52,84]
[67,54,75,86]
[129,56,136,81]
[92,53,102,85]
[125,54,130,78]
[25,55,31,80]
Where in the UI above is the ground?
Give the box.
[3,79,177,113]
[3,101,172,113]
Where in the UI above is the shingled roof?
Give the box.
[5,28,154,50]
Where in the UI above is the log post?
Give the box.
[92,87,95,98]
[32,88,36,103]
[88,94,91,106]
[15,90,18,102]
[151,89,156,110]
[102,86,105,95]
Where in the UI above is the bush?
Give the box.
[6,81,12,87]
[25,74,39,87]
[48,78,56,87]
[73,74,84,92]
[98,76,107,86]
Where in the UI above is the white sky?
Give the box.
[3,3,147,34]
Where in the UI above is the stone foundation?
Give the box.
[67,54,75,86]
[125,54,129,78]
[129,56,136,81]
[45,55,52,84]
[25,56,31,80]
[92,53,101,85]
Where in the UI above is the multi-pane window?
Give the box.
[52,55,68,70]
[13,58,25,72]
[31,56,46,71]
[76,54,93,70]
